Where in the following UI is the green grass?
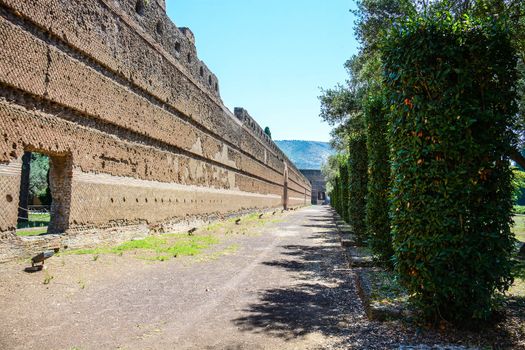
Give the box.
[16,212,50,236]
[368,270,408,305]
[16,227,48,236]
[510,215,525,298]
[59,210,284,261]
[28,212,51,222]
[514,205,525,215]
[64,233,220,261]
[509,259,525,297]
[512,215,525,243]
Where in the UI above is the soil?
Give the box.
[0,206,523,350]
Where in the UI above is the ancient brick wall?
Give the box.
[300,170,327,205]
[0,0,311,261]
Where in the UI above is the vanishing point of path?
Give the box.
[0,206,455,350]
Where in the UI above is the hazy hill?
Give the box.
[275,140,334,170]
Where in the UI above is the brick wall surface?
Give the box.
[0,0,310,262]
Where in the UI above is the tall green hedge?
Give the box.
[383,14,517,323]
[332,176,341,215]
[339,160,350,222]
[348,123,368,242]
[365,94,393,263]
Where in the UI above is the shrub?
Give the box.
[332,176,341,215]
[365,93,393,263]
[514,205,525,215]
[339,159,350,222]
[348,119,368,242]
[382,13,518,324]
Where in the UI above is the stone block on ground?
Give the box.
[354,267,410,321]
[340,233,361,247]
[346,246,374,267]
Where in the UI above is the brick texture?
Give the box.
[0,0,310,262]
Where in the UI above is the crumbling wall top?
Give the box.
[116,0,220,98]
[234,108,303,176]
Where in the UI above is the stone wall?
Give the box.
[0,0,311,262]
[300,170,327,205]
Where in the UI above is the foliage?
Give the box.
[319,83,361,127]
[29,153,51,204]
[383,12,518,324]
[365,93,393,263]
[512,167,525,202]
[347,118,368,242]
[512,214,525,244]
[264,126,272,139]
[322,153,347,195]
[331,176,342,215]
[514,205,525,215]
[339,158,350,222]
[353,0,416,54]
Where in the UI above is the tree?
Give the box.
[264,127,272,139]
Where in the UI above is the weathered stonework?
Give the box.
[300,169,327,205]
[0,0,311,262]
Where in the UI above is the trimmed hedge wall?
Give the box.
[339,160,350,222]
[365,94,393,263]
[332,176,341,216]
[383,14,518,323]
[348,128,368,242]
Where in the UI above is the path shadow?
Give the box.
[232,207,524,348]
[233,281,352,340]
[233,210,353,340]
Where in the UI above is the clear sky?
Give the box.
[166,0,358,142]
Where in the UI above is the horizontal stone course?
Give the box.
[0,0,311,261]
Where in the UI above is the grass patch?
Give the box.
[514,205,525,215]
[368,270,409,305]
[17,227,48,236]
[17,212,50,236]
[64,233,220,261]
[512,215,525,243]
[62,210,283,261]
[509,259,525,297]
[28,212,51,222]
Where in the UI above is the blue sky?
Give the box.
[166,0,358,142]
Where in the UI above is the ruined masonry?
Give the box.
[0,0,311,262]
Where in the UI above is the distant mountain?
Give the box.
[275,140,335,170]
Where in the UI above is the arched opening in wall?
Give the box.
[16,151,72,237]
[174,42,181,54]
[199,66,204,77]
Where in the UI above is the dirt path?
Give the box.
[0,206,354,349]
[2,206,517,350]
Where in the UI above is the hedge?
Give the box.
[365,93,393,263]
[382,13,518,323]
[348,122,368,242]
[339,159,350,222]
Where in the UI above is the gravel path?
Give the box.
[0,206,522,349]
